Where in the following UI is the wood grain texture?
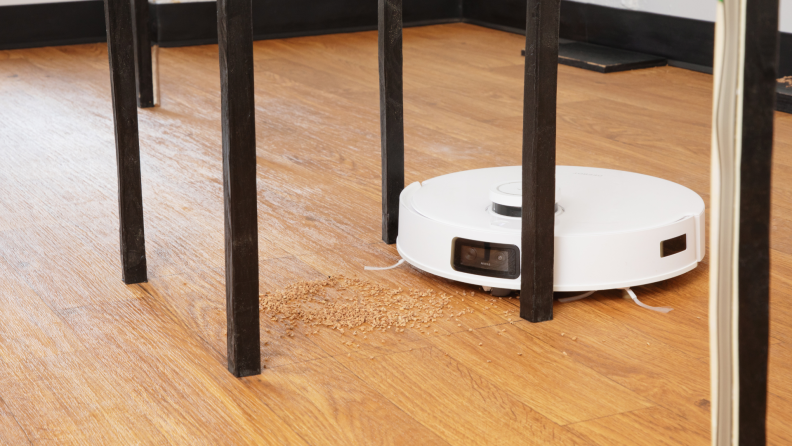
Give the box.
[427,323,653,425]
[0,22,791,445]
[520,0,560,322]
[0,256,82,363]
[568,406,709,446]
[246,357,450,446]
[103,0,148,284]
[344,347,589,445]
[217,0,260,377]
[0,396,30,446]
[59,299,307,445]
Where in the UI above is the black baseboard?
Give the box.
[0,0,460,51]
[154,0,460,47]
[778,82,792,114]
[0,1,106,50]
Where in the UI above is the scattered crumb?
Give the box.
[561,333,565,337]
[562,351,567,356]
[259,275,455,337]
[486,360,491,363]
[572,336,577,341]
[478,342,483,346]
[517,353,522,356]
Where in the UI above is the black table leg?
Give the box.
[130,0,154,108]
[103,0,148,285]
[378,0,405,245]
[520,0,560,323]
[217,0,261,378]
[737,0,778,442]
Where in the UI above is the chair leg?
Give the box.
[378,0,405,245]
[103,0,148,285]
[130,0,155,108]
[519,0,560,323]
[217,0,261,378]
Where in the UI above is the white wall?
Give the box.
[569,0,792,33]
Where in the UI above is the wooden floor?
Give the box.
[0,23,790,445]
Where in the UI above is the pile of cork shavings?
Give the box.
[258,275,520,343]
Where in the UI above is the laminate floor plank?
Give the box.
[6,351,170,445]
[245,357,450,446]
[0,255,83,363]
[0,396,31,446]
[58,299,308,445]
[511,299,712,427]
[767,391,792,446]
[567,406,709,446]
[344,347,590,445]
[568,274,710,361]
[0,359,88,445]
[426,324,654,425]
[0,225,148,311]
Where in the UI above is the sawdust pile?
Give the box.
[259,275,472,332]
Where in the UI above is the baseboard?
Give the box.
[156,1,460,48]
[0,0,460,50]
[668,60,714,75]
[0,1,106,51]
[777,82,792,114]
[460,17,523,36]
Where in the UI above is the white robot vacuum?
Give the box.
[396,166,704,295]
